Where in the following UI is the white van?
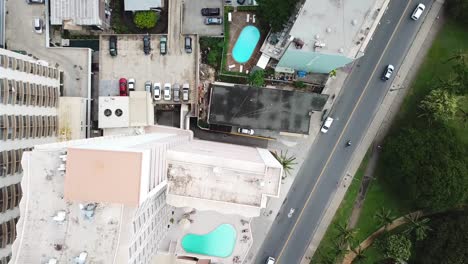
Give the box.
[411,3,425,20]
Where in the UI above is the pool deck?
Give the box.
[158,207,253,263]
[226,11,266,74]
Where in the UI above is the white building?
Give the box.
[10,125,282,263]
[0,48,61,263]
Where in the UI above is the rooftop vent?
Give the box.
[351,19,358,26]
[53,211,67,222]
[80,203,97,219]
[326,27,332,33]
[314,42,326,48]
[74,251,88,264]
[104,109,112,117]
[48,259,58,264]
[293,38,304,49]
[115,109,123,117]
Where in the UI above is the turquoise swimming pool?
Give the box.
[181,224,236,258]
[232,26,260,64]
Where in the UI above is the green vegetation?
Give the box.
[312,153,370,263]
[419,89,460,122]
[413,210,468,264]
[271,151,297,179]
[249,70,265,87]
[110,0,129,33]
[133,11,159,29]
[445,0,468,24]
[256,0,300,32]
[293,81,306,89]
[377,234,412,262]
[200,37,224,69]
[237,6,258,11]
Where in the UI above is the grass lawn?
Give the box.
[199,37,224,70]
[311,152,370,263]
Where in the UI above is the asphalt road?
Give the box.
[255,0,434,263]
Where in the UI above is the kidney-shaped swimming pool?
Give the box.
[232,25,260,64]
[181,223,236,258]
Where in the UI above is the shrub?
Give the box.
[294,81,306,88]
[133,11,159,29]
[249,70,265,87]
[378,234,412,262]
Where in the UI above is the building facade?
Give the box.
[0,48,60,263]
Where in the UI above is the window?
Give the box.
[42,116,48,137]
[37,85,44,107]
[7,57,14,69]
[7,116,14,140]
[43,85,49,107]
[0,116,5,141]
[15,60,22,71]
[0,152,5,177]
[30,116,35,138]
[0,55,6,68]
[23,61,30,73]
[15,116,22,140]
[30,84,37,106]
[36,116,43,138]
[29,63,35,74]
[7,80,15,105]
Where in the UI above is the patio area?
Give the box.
[159,207,253,264]
[225,10,266,74]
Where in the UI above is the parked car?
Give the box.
[33,18,43,34]
[119,78,128,96]
[160,36,167,55]
[27,0,44,4]
[381,64,395,81]
[204,17,223,25]
[182,83,189,101]
[145,81,152,94]
[143,35,151,55]
[109,36,117,57]
[185,36,192,53]
[201,8,220,16]
[164,83,171,101]
[153,83,161,100]
[173,83,180,102]
[321,117,334,133]
[266,257,275,264]
[237,0,246,5]
[128,78,135,91]
[411,3,425,20]
[238,128,254,135]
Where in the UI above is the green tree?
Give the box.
[257,0,300,32]
[374,207,394,231]
[335,222,357,247]
[403,212,432,241]
[133,11,158,29]
[352,246,367,264]
[414,210,468,264]
[271,150,297,179]
[445,0,468,24]
[249,70,265,87]
[293,81,306,89]
[419,89,460,123]
[378,234,412,262]
[442,51,468,95]
[381,126,468,210]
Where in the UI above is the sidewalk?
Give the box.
[300,1,445,263]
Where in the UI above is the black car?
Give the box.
[109,36,117,57]
[201,8,220,16]
[237,0,246,5]
[143,35,151,55]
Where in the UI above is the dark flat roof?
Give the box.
[208,85,328,134]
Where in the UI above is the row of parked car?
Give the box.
[201,8,223,25]
[119,78,189,102]
[109,35,192,56]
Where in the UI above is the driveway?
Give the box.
[182,0,223,36]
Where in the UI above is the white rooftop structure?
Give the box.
[51,0,110,29]
[98,96,130,128]
[58,97,87,140]
[124,0,163,11]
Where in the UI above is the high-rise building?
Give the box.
[0,48,60,263]
[10,125,282,264]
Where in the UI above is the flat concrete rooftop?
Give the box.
[208,84,328,134]
[290,0,376,56]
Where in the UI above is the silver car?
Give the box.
[153,83,161,100]
[164,83,171,101]
[173,83,180,102]
[182,83,189,101]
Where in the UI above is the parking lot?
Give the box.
[99,34,196,104]
[182,0,223,36]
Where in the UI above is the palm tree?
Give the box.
[352,246,367,264]
[457,108,468,126]
[374,207,394,231]
[335,222,357,247]
[271,150,297,179]
[404,212,432,241]
[331,239,349,259]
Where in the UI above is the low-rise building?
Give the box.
[50,0,111,30]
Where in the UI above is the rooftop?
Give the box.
[124,0,163,11]
[50,0,106,26]
[288,0,376,56]
[208,84,328,134]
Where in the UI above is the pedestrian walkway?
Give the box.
[300,1,446,263]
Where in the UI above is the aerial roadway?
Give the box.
[255,0,434,263]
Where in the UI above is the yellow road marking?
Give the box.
[275,1,413,262]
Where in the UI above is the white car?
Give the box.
[266,257,275,264]
[238,128,254,135]
[182,83,189,101]
[33,18,43,34]
[287,208,295,218]
[163,83,171,101]
[128,78,135,91]
[411,3,425,20]
[321,117,334,133]
[381,64,395,81]
[153,83,161,100]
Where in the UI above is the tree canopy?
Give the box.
[413,211,468,264]
[378,234,412,262]
[256,0,300,32]
[419,89,460,122]
[133,11,158,29]
[382,125,468,210]
[445,0,468,24]
[249,70,265,87]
